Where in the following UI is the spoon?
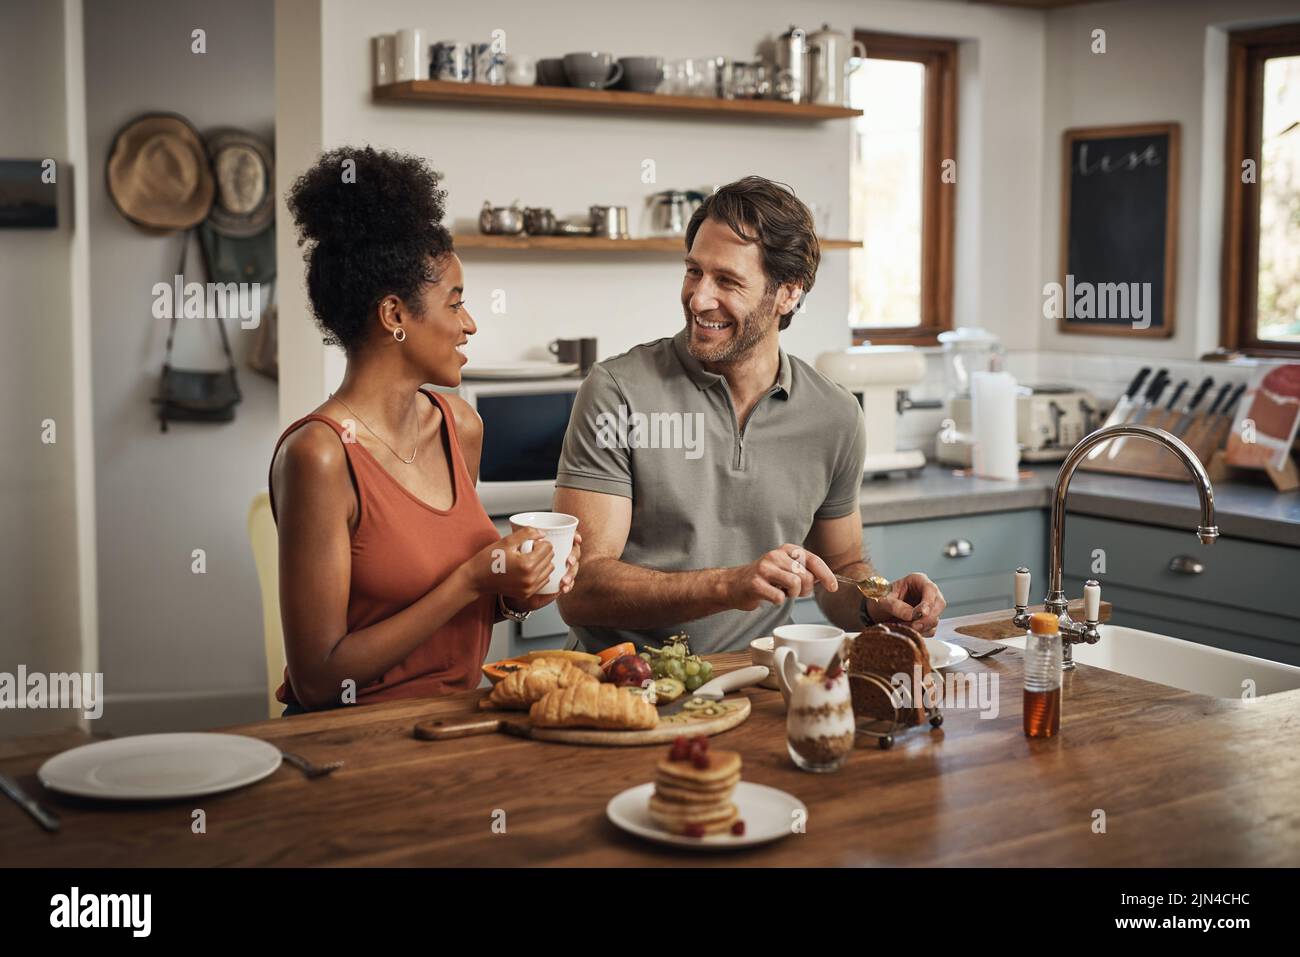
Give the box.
[834,574,891,600]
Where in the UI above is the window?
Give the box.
[1223,24,1300,356]
[849,31,957,345]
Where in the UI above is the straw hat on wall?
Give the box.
[106,112,214,231]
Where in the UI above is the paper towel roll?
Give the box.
[971,371,1019,480]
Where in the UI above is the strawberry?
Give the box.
[731,820,746,836]
[684,823,705,838]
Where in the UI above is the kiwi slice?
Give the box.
[654,677,685,703]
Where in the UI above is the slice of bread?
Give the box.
[847,624,935,726]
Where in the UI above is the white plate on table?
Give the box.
[38,733,282,801]
[925,638,970,670]
[607,781,805,851]
[461,361,578,380]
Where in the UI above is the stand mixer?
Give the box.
[816,345,938,477]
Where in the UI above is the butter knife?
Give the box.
[0,772,60,832]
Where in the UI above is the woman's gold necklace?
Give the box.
[330,393,420,465]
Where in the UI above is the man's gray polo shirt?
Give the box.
[556,327,866,654]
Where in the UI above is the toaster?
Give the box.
[934,385,1100,465]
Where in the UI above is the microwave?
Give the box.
[454,376,584,516]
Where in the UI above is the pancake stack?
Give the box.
[648,737,743,837]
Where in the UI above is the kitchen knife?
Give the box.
[1087,366,1151,459]
[1107,369,1169,457]
[657,665,770,717]
[1164,380,1189,412]
[1218,382,1247,420]
[1101,366,1151,428]
[0,772,60,833]
[1204,382,1233,418]
[1171,377,1214,435]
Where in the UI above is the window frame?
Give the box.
[1221,23,1300,357]
[850,30,958,347]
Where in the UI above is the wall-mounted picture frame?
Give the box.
[0,159,57,229]
[1057,123,1179,338]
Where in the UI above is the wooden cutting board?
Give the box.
[414,695,751,747]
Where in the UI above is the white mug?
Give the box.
[505,54,537,85]
[508,511,578,595]
[394,27,426,82]
[772,624,847,705]
[372,34,394,88]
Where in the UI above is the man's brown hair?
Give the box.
[684,176,820,331]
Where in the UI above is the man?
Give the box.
[554,176,945,655]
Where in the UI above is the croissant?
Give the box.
[487,660,596,710]
[530,682,659,731]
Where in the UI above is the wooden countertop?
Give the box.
[3,612,1299,866]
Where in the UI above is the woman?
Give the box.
[269,147,578,714]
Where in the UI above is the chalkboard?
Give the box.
[1058,124,1179,338]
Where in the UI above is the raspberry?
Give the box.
[692,752,711,769]
[693,734,709,751]
[731,820,746,836]
[670,743,690,761]
[684,823,705,838]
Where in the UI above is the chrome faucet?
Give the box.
[1011,424,1218,669]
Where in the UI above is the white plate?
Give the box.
[925,638,970,670]
[461,361,579,380]
[38,733,283,801]
[606,781,804,851]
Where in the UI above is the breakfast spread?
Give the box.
[848,623,935,725]
[785,660,855,771]
[529,681,659,731]
[484,658,596,710]
[647,736,745,837]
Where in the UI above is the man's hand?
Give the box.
[726,544,838,611]
[865,572,946,636]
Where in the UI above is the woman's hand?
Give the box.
[459,526,554,602]
[502,532,582,614]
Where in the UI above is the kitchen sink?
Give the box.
[995,624,1300,700]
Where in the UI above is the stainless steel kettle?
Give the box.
[645,190,694,237]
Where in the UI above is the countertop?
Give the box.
[860,464,1300,547]
[3,610,1298,866]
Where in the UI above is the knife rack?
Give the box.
[1078,407,1231,481]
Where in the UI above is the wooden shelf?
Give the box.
[454,234,861,252]
[373,80,861,121]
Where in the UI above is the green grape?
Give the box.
[684,659,701,677]
[685,673,704,692]
[698,660,714,680]
[666,659,686,682]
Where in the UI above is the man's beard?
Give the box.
[684,288,777,364]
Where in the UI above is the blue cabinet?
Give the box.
[1062,515,1300,666]
[863,509,1048,618]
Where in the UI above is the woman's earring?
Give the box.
[393,327,406,342]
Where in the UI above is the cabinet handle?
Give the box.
[1168,555,1204,575]
[942,539,973,559]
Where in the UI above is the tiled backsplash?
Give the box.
[892,348,1266,455]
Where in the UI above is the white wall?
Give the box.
[276,0,1046,418]
[1038,0,1300,361]
[83,0,278,733]
[0,0,93,736]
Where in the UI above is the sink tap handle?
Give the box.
[1012,566,1031,629]
[1082,579,1101,642]
[1014,567,1030,608]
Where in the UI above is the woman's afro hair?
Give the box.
[286,146,454,353]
